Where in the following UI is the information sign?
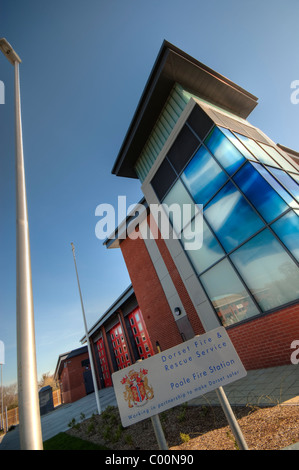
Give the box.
[112,327,246,427]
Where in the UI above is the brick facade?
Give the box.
[59,350,89,403]
[228,304,299,370]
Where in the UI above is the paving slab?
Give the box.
[1,364,298,450]
[0,387,117,450]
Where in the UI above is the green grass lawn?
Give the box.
[43,432,110,450]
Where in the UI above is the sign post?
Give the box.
[136,359,168,450]
[112,327,248,449]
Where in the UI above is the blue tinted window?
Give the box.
[205,127,245,175]
[234,133,280,167]
[200,258,260,326]
[181,145,227,206]
[163,179,197,234]
[230,228,299,311]
[220,127,254,160]
[233,162,288,222]
[252,162,299,210]
[271,211,299,261]
[204,180,264,252]
[267,167,299,202]
[181,218,225,274]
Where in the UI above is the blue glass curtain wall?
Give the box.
[230,229,299,312]
[151,105,299,327]
[204,180,265,252]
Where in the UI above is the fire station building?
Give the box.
[81,285,154,389]
[55,286,154,400]
[103,41,299,373]
[58,42,299,397]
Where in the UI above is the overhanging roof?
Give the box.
[112,40,258,179]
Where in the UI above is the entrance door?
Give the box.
[83,369,94,395]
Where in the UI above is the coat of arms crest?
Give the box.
[121,368,154,408]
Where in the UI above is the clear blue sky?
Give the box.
[0,0,298,386]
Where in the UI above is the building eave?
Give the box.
[112,40,258,179]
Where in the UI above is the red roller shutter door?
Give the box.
[128,307,154,359]
[96,338,112,387]
[109,323,131,370]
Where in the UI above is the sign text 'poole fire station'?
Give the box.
[112,327,247,427]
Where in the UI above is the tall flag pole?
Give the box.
[71,243,101,415]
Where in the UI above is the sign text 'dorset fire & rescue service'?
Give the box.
[112,327,247,427]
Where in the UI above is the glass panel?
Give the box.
[167,124,200,174]
[220,127,255,160]
[267,167,299,202]
[181,218,225,274]
[181,145,228,206]
[252,162,299,210]
[163,179,198,234]
[234,133,280,167]
[205,127,245,175]
[259,143,297,172]
[204,180,264,252]
[233,162,288,222]
[200,258,260,326]
[187,105,213,140]
[230,228,299,311]
[271,211,299,262]
[151,158,177,201]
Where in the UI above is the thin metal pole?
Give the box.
[14,61,43,450]
[5,406,8,433]
[151,414,168,450]
[71,243,101,415]
[216,386,248,450]
[190,335,248,450]
[136,358,168,449]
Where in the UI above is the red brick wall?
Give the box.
[60,367,71,404]
[228,304,299,370]
[60,352,89,403]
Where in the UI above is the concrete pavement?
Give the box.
[1,364,298,450]
[189,364,299,407]
[0,387,117,450]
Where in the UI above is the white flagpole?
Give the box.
[0,38,43,450]
[71,243,101,415]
